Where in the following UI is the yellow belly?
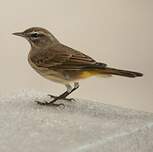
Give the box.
[28,56,110,84]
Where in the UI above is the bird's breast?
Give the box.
[28,54,70,84]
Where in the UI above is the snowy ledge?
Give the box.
[0,90,153,152]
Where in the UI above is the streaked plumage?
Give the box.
[13,27,143,106]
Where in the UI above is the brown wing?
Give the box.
[30,43,107,70]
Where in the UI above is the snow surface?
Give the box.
[0,90,153,152]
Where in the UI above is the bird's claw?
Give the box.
[48,94,57,98]
[48,94,76,102]
[35,100,65,107]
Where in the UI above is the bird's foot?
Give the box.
[48,94,76,102]
[35,94,76,107]
[35,100,65,107]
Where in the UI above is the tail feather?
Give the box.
[101,67,143,78]
[81,62,143,78]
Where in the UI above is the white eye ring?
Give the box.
[31,32,39,38]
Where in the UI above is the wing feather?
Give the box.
[30,43,107,70]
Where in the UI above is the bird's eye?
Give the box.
[31,32,39,38]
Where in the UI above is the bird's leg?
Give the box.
[55,82,79,100]
[48,84,73,100]
[36,82,79,106]
[48,82,79,101]
[49,82,79,103]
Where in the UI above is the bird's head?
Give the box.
[13,27,59,48]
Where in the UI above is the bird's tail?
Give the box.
[98,67,143,78]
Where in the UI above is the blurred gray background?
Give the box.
[0,0,152,112]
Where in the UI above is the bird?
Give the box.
[13,27,143,107]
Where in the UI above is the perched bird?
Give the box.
[13,27,143,106]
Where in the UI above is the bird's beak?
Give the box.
[12,32,25,37]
